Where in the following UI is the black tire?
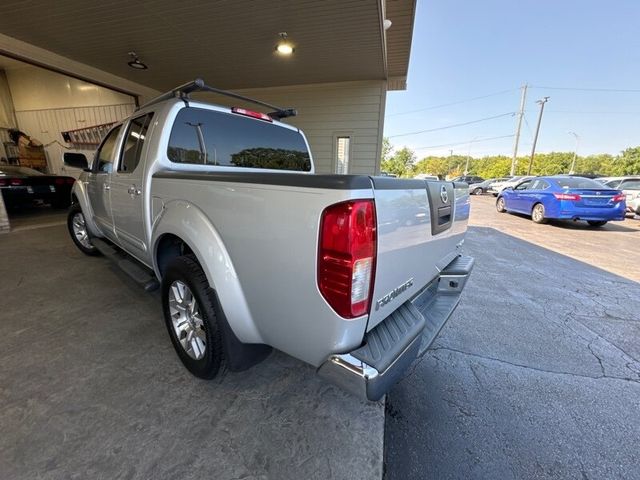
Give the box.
[67,204,100,255]
[531,203,547,224]
[587,220,607,227]
[473,188,483,195]
[496,196,507,213]
[161,255,226,379]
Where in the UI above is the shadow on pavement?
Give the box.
[384,226,640,480]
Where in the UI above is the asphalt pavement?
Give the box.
[384,196,640,480]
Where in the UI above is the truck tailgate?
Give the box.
[367,177,470,331]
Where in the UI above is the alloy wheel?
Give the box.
[168,280,207,360]
[72,212,92,249]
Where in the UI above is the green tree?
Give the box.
[381,137,393,165]
[414,156,448,177]
[576,154,614,175]
[381,146,416,177]
[618,146,640,175]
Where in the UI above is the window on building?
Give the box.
[335,136,350,174]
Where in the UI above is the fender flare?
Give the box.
[71,181,101,237]
[151,199,262,344]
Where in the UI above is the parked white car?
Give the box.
[492,176,532,195]
[413,173,439,181]
[604,177,640,216]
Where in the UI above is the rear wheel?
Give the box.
[587,220,607,227]
[161,255,226,379]
[496,197,507,213]
[473,187,483,195]
[67,204,99,255]
[531,203,547,224]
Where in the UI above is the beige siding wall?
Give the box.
[4,65,136,175]
[200,80,387,174]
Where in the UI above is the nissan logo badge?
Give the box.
[440,185,449,203]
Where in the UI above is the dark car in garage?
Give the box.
[0,165,75,209]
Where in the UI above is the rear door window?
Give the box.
[530,179,550,190]
[167,107,311,171]
[620,179,640,190]
[119,113,154,173]
[94,125,123,173]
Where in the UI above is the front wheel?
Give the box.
[67,204,99,255]
[587,220,607,227]
[496,197,507,213]
[162,255,226,379]
[473,188,483,195]
[531,203,547,224]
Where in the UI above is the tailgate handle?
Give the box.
[437,205,451,225]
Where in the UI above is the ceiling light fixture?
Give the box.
[127,51,148,70]
[275,32,294,56]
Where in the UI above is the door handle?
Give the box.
[103,184,110,191]
[128,185,142,196]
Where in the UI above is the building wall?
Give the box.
[201,80,387,174]
[5,65,136,174]
[3,66,387,176]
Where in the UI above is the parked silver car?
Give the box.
[63,78,474,401]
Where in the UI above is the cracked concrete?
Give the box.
[0,224,384,480]
[385,197,640,480]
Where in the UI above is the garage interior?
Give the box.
[0,0,415,232]
[0,1,415,478]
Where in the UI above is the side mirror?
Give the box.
[63,152,89,171]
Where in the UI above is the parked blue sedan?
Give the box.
[496,176,626,227]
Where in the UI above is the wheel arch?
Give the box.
[71,181,101,236]
[151,200,262,344]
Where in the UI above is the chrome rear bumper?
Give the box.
[318,255,474,401]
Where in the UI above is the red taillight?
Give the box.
[318,200,377,319]
[66,178,75,185]
[612,193,625,202]
[553,192,581,201]
[231,107,273,122]
[54,178,65,185]
[10,178,23,186]
[0,179,6,186]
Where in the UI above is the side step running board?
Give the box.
[92,238,160,292]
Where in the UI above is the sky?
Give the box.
[384,0,640,159]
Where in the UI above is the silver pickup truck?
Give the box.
[64,79,474,401]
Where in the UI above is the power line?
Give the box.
[530,85,640,93]
[413,134,515,151]
[545,110,640,115]
[388,112,516,138]
[385,89,517,117]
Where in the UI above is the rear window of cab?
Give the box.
[167,107,311,171]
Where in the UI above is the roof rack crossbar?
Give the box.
[137,78,297,119]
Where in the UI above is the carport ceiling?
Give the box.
[0,0,411,91]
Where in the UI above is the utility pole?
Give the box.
[510,84,528,176]
[568,131,580,174]
[465,136,479,174]
[447,149,453,179]
[527,96,550,175]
